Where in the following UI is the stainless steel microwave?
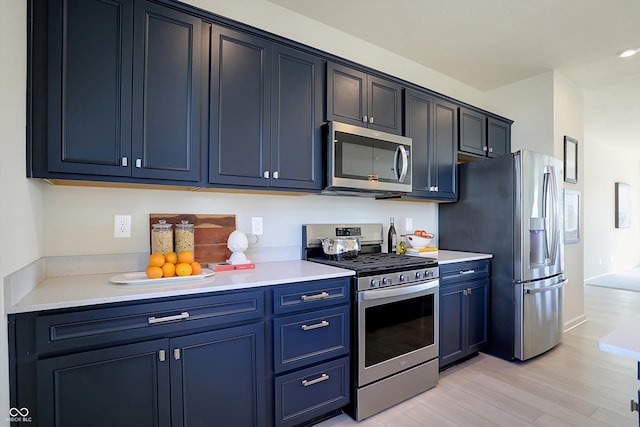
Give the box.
[325,122,412,196]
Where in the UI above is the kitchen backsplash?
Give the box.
[41,184,439,260]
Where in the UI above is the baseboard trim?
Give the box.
[564,314,588,332]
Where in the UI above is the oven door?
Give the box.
[357,280,439,387]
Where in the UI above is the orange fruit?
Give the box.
[165,251,178,264]
[148,253,165,267]
[175,262,193,276]
[178,251,194,264]
[145,266,163,279]
[161,262,176,277]
[190,261,202,276]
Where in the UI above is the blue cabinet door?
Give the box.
[459,107,487,157]
[131,1,202,181]
[487,117,511,157]
[432,98,458,200]
[466,278,489,353]
[270,44,324,190]
[439,283,466,367]
[170,323,266,427]
[46,0,134,177]
[36,339,171,427]
[210,26,272,187]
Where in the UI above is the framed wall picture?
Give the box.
[564,189,580,243]
[564,136,578,183]
[615,182,631,228]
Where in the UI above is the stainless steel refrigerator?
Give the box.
[440,150,567,361]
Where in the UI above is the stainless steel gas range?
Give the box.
[303,224,439,421]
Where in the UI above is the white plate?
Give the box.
[110,268,215,285]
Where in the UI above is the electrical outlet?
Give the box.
[114,215,131,238]
[252,217,263,235]
[405,217,413,233]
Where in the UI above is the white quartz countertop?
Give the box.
[598,322,640,361]
[436,250,493,264]
[9,260,354,314]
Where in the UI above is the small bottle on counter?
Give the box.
[388,217,397,253]
[175,220,195,255]
[151,219,173,255]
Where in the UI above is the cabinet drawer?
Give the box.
[34,290,264,355]
[274,305,349,373]
[273,278,350,315]
[275,356,349,427]
[440,260,489,285]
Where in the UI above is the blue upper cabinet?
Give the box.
[404,89,458,201]
[326,62,403,135]
[131,1,202,181]
[210,27,324,191]
[459,107,512,159]
[45,0,134,178]
[42,0,203,182]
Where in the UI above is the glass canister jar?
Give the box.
[151,219,174,255]
[174,220,195,255]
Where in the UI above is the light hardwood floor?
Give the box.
[317,285,639,427]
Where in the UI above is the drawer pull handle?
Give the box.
[148,311,190,324]
[459,269,475,275]
[301,292,329,302]
[302,373,329,387]
[301,320,329,331]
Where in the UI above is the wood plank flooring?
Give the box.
[316,285,639,427]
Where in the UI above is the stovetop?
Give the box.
[308,252,437,276]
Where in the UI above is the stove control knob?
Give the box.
[425,270,434,279]
[415,271,423,280]
[399,274,409,282]
[370,279,382,288]
[382,277,393,286]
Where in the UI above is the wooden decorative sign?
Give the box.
[149,214,236,264]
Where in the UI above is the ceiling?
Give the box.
[267,0,640,155]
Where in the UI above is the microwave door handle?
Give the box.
[395,145,408,183]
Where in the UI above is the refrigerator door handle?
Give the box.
[542,166,559,266]
[524,279,567,294]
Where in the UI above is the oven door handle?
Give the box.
[360,280,438,301]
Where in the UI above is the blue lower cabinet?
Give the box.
[274,305,349,374]
[275,357,350,427]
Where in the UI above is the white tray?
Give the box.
[110,268,215,285]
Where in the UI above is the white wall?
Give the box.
[1,1,44,423]
[552,71,585,329]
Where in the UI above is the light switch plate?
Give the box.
[252,217,263,235]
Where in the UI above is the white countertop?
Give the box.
[436,250,493,264]
[9,260,354,314]
[598,323,640,361]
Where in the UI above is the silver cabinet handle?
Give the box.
[483,146,488,152]
[148,311,189,324]
[369,116,374,124]
[459,269,475,275]
[121,157,128,167]
[301,320,329,331]
[159,350,166,362]
[363,115,368,123]
[489,147,494,153]
[173,348,181,360]
[263,171,269,179]
[136,158,142,168]
[301,292,329,302]
[273,171,279,179]
[302,373,329,387]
